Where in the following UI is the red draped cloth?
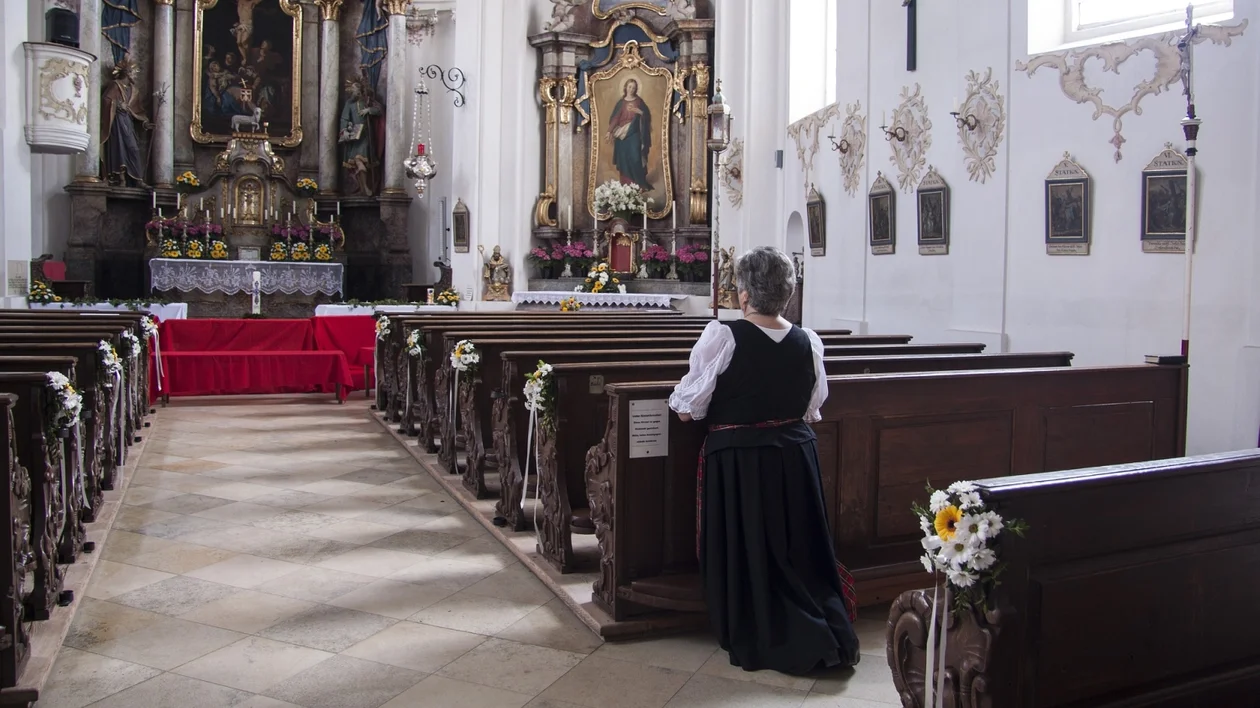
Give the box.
[161,318,316,352]
[156,351,353,400]
[311,316,376,390]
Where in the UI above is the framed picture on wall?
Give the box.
[916,166,950,256]
[868,172,896,255]
[806,185,826,256]
[1044,152,1091,255]
[452,199,470,254]
[1140,143,1188,254]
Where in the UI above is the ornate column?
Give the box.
[381,0,410,195]
[315,0,342,193]
[528,34,591,242]
[151,0,175,187]
[75,0,103,182]
[173,0,195,173]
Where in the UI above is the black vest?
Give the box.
[706,320,816,426]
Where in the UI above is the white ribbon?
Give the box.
[520,406,545,536]
[152,331,163,392]
[113,372,125,468]
[74,420,87,507]
[450,369,460,453]
[405,363,413,425]
[56,439,68,539]
[923,579,951,708]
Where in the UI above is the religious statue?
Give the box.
[543,0,583,32]
[339,75,383,196]
[479,245,512,302]
[607,78,653,191]
[232,0,263,65]
[100,58,152,187]
[717,246,738,309]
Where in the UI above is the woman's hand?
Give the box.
[677,412,693,422]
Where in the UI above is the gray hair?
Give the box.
[735,246,795,316]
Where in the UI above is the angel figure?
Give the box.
[543,0,583,32]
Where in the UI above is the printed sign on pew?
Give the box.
[629,399,670,458]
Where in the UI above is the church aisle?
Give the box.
[36,397,898,708]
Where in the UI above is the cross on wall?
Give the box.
[902,0,917,72]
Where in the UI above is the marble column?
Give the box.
[152,0,175,187]
[173,0,194,172]
[381,0,410,195]
[75,0,103,182]
[315,0,343,193]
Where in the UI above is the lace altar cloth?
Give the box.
[150,259,344,297]
[511,290,682,308]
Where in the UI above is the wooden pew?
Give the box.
[0,373,75,623]
[584,363,1185,630]
[0,393,32,692]
[886,450,1260,706]
[509,352,1072,572]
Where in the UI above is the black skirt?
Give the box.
[699,422,860,675]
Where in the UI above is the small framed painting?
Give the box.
[1141,143,1188,254]
[238,246,261,262]
[1044,152,1091,255]
[916,166,950,256]
[868,172,896,255]
[452,198,470,254]
[806,185,826,256]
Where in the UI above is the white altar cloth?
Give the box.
[30,301,189,320]
[512,291,682,309]
[314,304,458,316]
[149,258,343,296]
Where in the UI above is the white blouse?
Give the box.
[668,319,829,423]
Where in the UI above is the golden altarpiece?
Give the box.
[527,1,715,293]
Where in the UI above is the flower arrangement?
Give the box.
[140,316,159,342]
[146,216,176,243]
[405,330,423,357]
[184,239,205,259]
[45,371,82,434]
[594,180,647,218]
[175,170,200,192]
[435,288,460,307]
[296,178,319,197]
[676,244,710,281]
[290,242,312,262]
[523,361,556,428]
[209,240,230,260]
[449,339,480,373]
[98,340,123,385]
[640,243,672,278]
[375,315,390,341]
[316,223,345,246]
[559,297,581,312]
[28,280,61,304]
[576,261,619,294]
[272,224,311,242]
[313,243,333,262]
[269,241,289,261]
[160,238,182,259]
[120,330,141,360]
[913,480,1028,612]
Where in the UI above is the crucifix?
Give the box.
[902,0,917,72]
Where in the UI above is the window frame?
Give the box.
[1062,0,1233,46]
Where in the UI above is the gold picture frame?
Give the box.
[586,41,674,221]
[191,0,303,148]
[591,0,670,20]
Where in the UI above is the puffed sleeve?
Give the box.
[668,320,735,420]
[803,328,829,423]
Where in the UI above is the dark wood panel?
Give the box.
[1042,401,1154,471]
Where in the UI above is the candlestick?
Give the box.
[151,191,157,209]
[199,198,204,211]
[952,96,959,113]
[292,202,296,215]
[566,205,572,231]
[672,201,677,230]
[336,201,341,216]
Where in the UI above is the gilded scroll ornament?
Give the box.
[722,138,743,209]
[888,83,932,193]
[837,101,866,197]
[38,57,90,125]
[787,103,840,191]
[957,68,1005,184]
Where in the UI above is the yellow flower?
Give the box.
[934,505,962,541]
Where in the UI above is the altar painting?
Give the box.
[192,0,303,147]
[588,43,674,220]
[592,0,670,19]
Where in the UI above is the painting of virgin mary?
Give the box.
[607,78,653,192]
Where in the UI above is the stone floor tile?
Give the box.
[88,616,244,670]
[465,564,556,605]
[193,500,288,525]
[315,546,431,578]
[122,485,185,507]
[179,589,317,633]
[590,632,719,673]
[257,604,399,652]
[142,493,235,515]
[343,621,485,674]
[536,655,692,708]
[303,518,401,544]
[415,511,489,538]
[247,489,336,509]
[299,496,392,521]
[410,590,542,636]
[369,528,468,556]
[254,565,377,603]
[174,636,334,693]
[263,654,425,708]
[84,560,174,601]
[380,675,533,708]
[328,578,457,619]
[63,598,166,651]
[495,599,603,655]
[387,556,500,592]
[194,481,282,502]
[250,509,346,535]
[696,651,816,692]
[438,637,584,696]
[34,648,162,708]
[184,554,305,589]
[665,673,807,708]
[335,467,414,486]
[108,575,239,616]
[805,661,902,705]
[85,672,256,708]
[433,536,517,570]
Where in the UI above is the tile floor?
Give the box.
[38,397,900,708]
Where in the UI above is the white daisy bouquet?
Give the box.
[522,361,555,427]
[450,340,480,374]
[912,480,1028,612]
[375,315,391,341]
[575,261,620,294]
[98,340,124,386]
[45,371,83,433]
[140,315,159,342]
[594,180,647,218]
[405,330,423,358]
[120,330,141,360]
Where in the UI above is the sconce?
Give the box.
[951,110,979,131]
[826,134,850,154]
[880,123,907,142]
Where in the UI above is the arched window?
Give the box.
[789,0,837,123]
[1031,0,1233,53]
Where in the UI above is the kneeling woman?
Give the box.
[669,246,859,675]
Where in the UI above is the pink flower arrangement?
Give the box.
[641,244,671,263]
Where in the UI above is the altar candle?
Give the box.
[151,191,156,209]
[199,198,204,211]
[882,110,886,126]
[337,201,341,216]
[292,202,296,215]
[952,96,959,113]
[252,270,261,285]
[566,205,572,231]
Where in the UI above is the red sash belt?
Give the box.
[696,419,858,622]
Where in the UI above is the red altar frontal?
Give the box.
[150,317,376,403]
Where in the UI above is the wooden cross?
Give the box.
[903,0,917,72]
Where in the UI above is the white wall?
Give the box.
[2,1,37,307]
[780,0,1259,454]
[405,7,456,286]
